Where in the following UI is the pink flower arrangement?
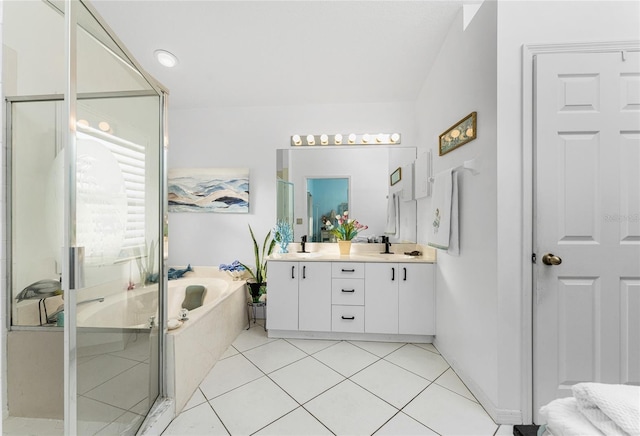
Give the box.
[326,211,368,241]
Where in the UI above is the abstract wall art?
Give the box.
[168,168,249,213]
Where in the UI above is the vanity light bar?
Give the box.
[291,133,401,146]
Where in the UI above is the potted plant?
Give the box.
[325,211,368,255]
[240,224,275,303]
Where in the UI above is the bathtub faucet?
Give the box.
[78,297,105,305]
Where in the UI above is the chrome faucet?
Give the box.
[298,235,308,253]
[381,236,393,254]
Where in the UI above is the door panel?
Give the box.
[533,50,640,421]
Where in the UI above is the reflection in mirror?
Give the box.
[276,147,417,243]
[307,178,349,242]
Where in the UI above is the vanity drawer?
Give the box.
[332,262,365,279]
[332,279,365,305]
[331,305,365,333]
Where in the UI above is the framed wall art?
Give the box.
[439,111,477,156]
[168,168,249,213]
[390,167,402,186]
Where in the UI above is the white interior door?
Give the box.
[533,50,640,422]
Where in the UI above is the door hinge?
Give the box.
[531,253,537,264]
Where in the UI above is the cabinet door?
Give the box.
[364,263,398,334]
[399,263,435,335]
[266,261,299,331]
[298,262,332,332]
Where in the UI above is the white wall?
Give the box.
[1,1,5,428]
[414,0,640,424]
[414,0,501,418]
[167,102,418,268]
[495,0,640,420]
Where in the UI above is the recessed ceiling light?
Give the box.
[154,49,178,68]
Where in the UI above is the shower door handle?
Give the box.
[69,246,85,289]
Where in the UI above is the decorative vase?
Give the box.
[247,281,263,303]
[278,241,289,254]
[338,240,352,255]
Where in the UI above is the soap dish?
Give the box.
[404,251,422,257]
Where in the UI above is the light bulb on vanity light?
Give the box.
[306,134,315,145]
[292,134,302,145]
[348,133,356,144]
[320,134,329,145]
[390,133,400,143]
[361,134,370,144]
[376,133,384,143]
[77,119,90,128]
[334,134,343,144]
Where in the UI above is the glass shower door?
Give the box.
[68,1,166,434]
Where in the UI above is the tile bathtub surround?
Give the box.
[162,322,512,436]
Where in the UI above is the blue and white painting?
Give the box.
[168,168,249,213]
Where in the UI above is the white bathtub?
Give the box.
[165,270,248,414]
[75,270,248,414]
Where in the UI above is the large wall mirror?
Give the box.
[276,147,417,243]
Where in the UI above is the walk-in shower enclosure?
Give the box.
[3,1,168,434]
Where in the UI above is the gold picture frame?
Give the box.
[390,167,402,186]
[439,112,477,156]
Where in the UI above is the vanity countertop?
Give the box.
[268,243,437,263]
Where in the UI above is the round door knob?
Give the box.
[542,253,562,266]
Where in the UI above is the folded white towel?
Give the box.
[427,169,459,255]
[573,383,640,436]
[540,397,605,436]
[385,193,398,236]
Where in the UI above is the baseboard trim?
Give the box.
[268,329,434,344]
[437,345,523,425]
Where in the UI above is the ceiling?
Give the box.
[91,1,466,111]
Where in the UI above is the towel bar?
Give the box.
[428,158,479,183]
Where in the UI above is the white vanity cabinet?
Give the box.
[365,263,435,335]
[268,257,435,340]
[267,261,299,330]
[298,262,332,331]
[267,261,331,332]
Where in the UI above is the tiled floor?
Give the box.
[3,333,151,436]
[162,321,513,436]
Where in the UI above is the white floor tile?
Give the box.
[199,353,263,400]
[210,376,298,435]
[219,344,239,360]
[162,402,228,436]
[285,338,339,355]
[269,356,345,404]
[435,367,477,402]
[94,412,145,436]
[77,354,139,394]
[404,383,498,436]
[83,362,150,411]
[349,340,405,357]
[130,398,152,416]
[183,388,207,412]
[231,325,277,352]
[374,412,439,435]
[305,380,397,436]
[107,333,151,363]
[384,344,449,381]
[351,359,430,408]
[243,339,307,374]
[254,407,332,435]
[413,342,440,354]
[495,424,515,435]
[312,341,379,377]
[77,395,131,434]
